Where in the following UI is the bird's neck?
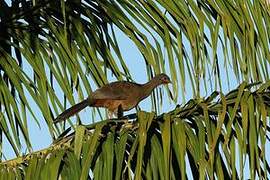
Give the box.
[140,78,160,100]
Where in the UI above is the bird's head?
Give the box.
[155,73,171,84]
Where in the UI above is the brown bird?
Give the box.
[54,73,171,123]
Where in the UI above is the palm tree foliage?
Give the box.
[1,82,270,179]
[0,0,270,179]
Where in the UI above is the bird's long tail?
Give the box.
[54,98,91,123]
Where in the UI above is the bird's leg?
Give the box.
[117,104,123,119]
[117,105,132,130]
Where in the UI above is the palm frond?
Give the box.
[1,1,270,175]
[1,82,270,179]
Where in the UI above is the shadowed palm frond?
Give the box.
[1,82,270,179]
[1,0,270,178]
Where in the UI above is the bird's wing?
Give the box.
[92,81,140,100]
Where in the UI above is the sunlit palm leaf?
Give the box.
[0,0,270,178]
[1,82,270,179]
